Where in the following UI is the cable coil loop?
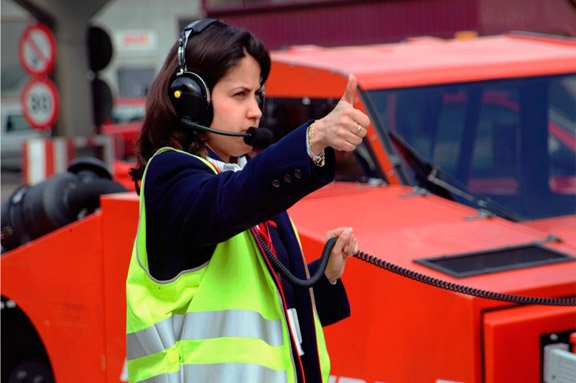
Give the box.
[255,230,335,288]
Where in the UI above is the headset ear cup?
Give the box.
[169,72,213,126]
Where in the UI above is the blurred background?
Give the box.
[2,0,575,197]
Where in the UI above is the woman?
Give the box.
[126,18,370,383]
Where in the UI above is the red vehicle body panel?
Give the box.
[483,305,576,383]
[1,195,139,382]
[270,34,576,90]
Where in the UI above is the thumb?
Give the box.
[341,73,358,104]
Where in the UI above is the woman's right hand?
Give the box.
[309,74,371,154]
[324,227,358,283]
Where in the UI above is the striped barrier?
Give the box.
[22,135,115,185]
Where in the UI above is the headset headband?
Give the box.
[177,18,217,75]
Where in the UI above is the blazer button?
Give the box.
[272,179,281,188]
[283,174,292,183]
[293,169,303,179]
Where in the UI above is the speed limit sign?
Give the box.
[21,77,59,130]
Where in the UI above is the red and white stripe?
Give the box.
[22,135,114,185]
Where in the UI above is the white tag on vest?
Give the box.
[287,308,304,356]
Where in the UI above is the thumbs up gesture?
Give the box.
[308,74,371,155]
[341,73,359,105]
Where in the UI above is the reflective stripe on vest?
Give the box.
[138,363,287,383]
[127,309,283,360]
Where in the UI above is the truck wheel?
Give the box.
[6,360,54,383]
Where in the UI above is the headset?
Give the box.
[168,18,265,127]
[169,18,217,126]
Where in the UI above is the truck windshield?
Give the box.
[367,74,576,221]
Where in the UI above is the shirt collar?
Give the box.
[206,147,247,172]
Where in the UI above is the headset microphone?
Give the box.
[244,127,274,148]
[180,117,274,148]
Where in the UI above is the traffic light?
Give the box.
[87,25,113,129]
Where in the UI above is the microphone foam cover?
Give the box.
[244,128,274,148]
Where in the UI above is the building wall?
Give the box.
[210,0,575,50]
[478,0,576,36]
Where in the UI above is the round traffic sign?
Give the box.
[21,77,59,130]
[19,23,56,76]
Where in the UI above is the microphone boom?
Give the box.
[180,117,273,148]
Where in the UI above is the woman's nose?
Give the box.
[248,97,263,119]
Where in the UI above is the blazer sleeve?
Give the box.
[143,123,336,248]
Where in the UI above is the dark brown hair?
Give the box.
[129,19,271,184]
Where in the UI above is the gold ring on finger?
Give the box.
[357,124,362,133]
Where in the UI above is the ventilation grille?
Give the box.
[415,244,574,278]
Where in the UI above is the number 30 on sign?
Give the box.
[21,77,60,131]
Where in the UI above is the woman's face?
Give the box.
[208,54,263,162]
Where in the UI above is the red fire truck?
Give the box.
[2,32,575,382]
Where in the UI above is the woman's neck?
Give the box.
[205,145,230,163]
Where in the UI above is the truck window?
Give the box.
[367,73,576,220]
[261,97,383,183]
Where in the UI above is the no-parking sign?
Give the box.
[19,23,56,76]
[21,77,59,130]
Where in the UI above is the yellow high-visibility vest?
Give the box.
[126,148,330,383]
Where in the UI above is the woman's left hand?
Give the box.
[324,227,358,283]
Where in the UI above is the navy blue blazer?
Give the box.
[143,123,350,382]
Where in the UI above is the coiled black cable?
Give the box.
[255,229,335,288]
[353,249,576,307]
[256,231,575,306]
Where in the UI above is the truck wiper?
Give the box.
[389,131,523,222]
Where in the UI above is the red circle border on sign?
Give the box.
[18,23,56,77]
[20,77,60,131]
